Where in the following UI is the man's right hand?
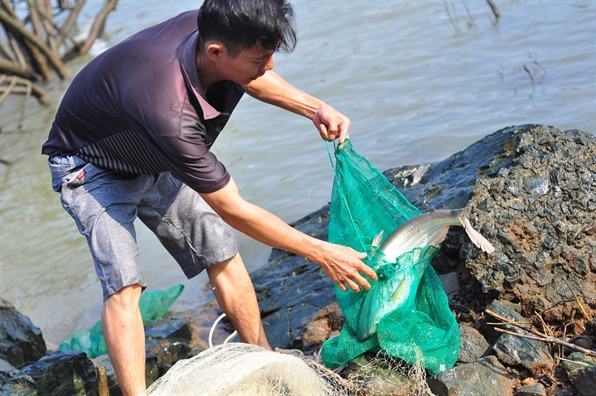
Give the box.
[310,241,377,292]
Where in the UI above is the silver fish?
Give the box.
[378,208,495,261]
[355,209,494,340]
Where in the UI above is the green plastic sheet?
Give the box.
[59,284,184,358]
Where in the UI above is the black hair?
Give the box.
[197,0,296,55]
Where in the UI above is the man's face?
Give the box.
[218,43,276,85]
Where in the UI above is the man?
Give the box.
[42,0,377,393]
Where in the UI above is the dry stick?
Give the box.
[486,0,501,22]
[7,34,27,68]
[40,0,58,52]
[57,0,85,48]
[563,278,592,321]
[0,36,14,60]
[486,309,596,358]
[557,356,592,367]
[0,58,36,79]
[443,0,460,32]
[0,75,48,104]
[24,0,52,80]
[1,0,28,68]
[77,0,117,55]
[493,327,596,358]
[561,311,576,358]
[538,298,575,315]
[0,9,68,78]
[0,74,16,102]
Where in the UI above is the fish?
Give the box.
[378,208,495,262]
[355,209,494,340]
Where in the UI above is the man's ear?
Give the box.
[206,41,226,61]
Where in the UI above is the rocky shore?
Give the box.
[1,125,594,395]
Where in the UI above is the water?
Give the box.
[0,0,594,346]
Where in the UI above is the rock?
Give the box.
[482,300,529,343]
[145,317,199,375]
[562,352,596,396]
[0,358,17,382]
[19,351,98,395]
[387,125,595,324]
[457,126,595,323]
[428,355,514,396]
[345,354,427,396]
[515,383,546,396]
[0,299,46,367]
[92,354,159,395]
[0,375,37,396]
[439,272,460,300]
[493,334,554,376]
[0,358,38,395]
[299,303,343,348]
[458,324,490,363]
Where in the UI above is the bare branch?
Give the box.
[493,327,596,358]
[0,58,37,79]
[0,8,69,78]
[77,0,117,55]
[486,0,501,23]
[58,0,85,48]
[486,309,596,358]
[25,0,52,80]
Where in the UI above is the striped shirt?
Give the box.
[42,10,244,193]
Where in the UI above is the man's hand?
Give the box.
[313,241,378,292]
[312,103,351,144]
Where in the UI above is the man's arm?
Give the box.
[245,70,351,143]
[201,178,377,292]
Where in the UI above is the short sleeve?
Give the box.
[151,114,231,193]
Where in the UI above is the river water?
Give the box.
[0,0,594,346]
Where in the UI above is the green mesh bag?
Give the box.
[60,283,184,358]
[320,140,460,374]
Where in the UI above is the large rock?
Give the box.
[0,358,37,395]
[389,125,595,323]
[459,126,595,322]
[428,355,514,396]
[0,299,46,367]
[562,352,596,396]
[19,351,98,395]
[144,317,200,375]
[458,324,490,363]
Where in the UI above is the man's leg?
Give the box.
[207,253,271,349]
[102,284,146,395]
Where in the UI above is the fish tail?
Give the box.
[460,216,495,253]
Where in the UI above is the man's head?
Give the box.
[197,0,296,85]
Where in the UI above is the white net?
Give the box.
[146,343,348,396]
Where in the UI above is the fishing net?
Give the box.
[59,284,184,358]
[146,343,350,395]
[320,140,460,374]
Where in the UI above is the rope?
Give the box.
[208,312,238,348]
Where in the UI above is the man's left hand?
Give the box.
[312,103,351,144]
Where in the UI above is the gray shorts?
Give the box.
[48,155,238,301]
